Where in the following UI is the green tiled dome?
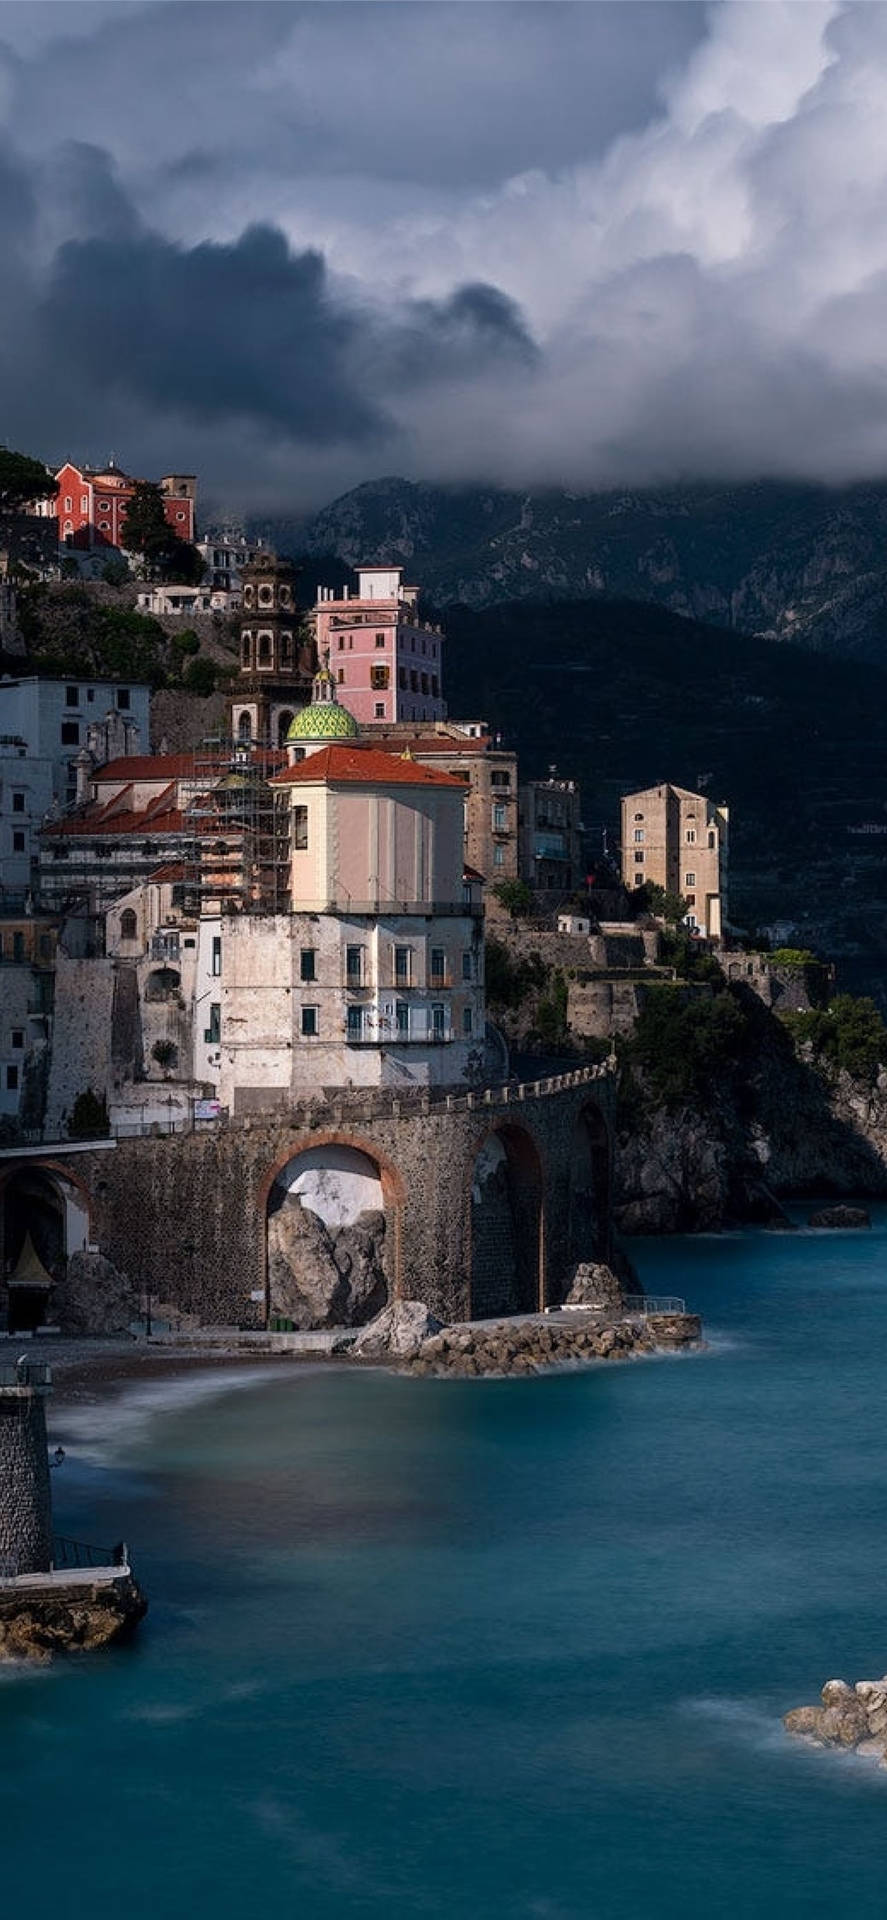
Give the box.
[287,661,360,742]
[287,700,359,742]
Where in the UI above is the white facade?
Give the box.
[217,908,485,1107]
[103,879,222,1127]
[136,585,238,616]
[0,675,150,897]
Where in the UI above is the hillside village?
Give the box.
[2,449,885,1338]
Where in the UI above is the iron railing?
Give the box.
[0,1361,52,1388]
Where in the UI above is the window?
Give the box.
[241,635,252,667]
[634,850,644,864]
[395,1001,409,1035]
[374,702,385,718]
[61,721,79,745]
[258,584,274,606]
[370,664,389,690]
[212,936,222,977]
[12,933,23,962]
[462,1007,473,1037]
[338,635,344,650]
[6,1065,18,1091]
[11,1029,24,1049]
[685,829,697,844]
[634,812,644,822]
[634,828,644,843]
[117,688,130,710]
[431,1003,446,1039]
[461,950,473,981]
[684,872,696,888]
[398,667,407,690]
[410,670,419,692]
[204,1002,221,1045]
[120,908,138,941]
[708,830,717,849]
[64,495,72,511]
[300,948,316,982]
[492,803,507,831]
[346,1005,363,1039]
[280,632,293,665]
[12,793,24,813]
[81,495,88,512]
[98,499,109,511]
[493,845,505,867]
[375,632,386,647]
[491,771,510,787]
[258,632,272,664]
[421,673,429,695]
[430,947,446,985]
[237,710,252,741]
[301,1006,318,1037]
[65,686,78,706]
[685,894,696,907]
[12,832,24,853]
[394,947,411,985]
[634,872,644,887]
[293,806,308,850]
[346,945,363,987]
[431,675,439,697]
[337,668,345,684]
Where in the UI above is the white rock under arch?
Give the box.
[275,1144,384,1229]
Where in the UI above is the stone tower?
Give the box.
[0,1360,53,1577]
[229,554,315,751]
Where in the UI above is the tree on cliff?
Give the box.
[121,481,203,583]
[0,447,57,517]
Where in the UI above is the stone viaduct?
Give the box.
[0,1065,617,1331]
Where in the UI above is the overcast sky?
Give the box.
[2,0,887,516]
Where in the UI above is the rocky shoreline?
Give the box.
[351,1292,702,1377]
[0,1572,147,1663]
[784,1676,887,1765]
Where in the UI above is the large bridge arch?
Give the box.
[467,1122,545,1320]
[259,1131,407,1328]
[0,1159,92,1332]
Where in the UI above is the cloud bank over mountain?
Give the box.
[3,1,887,511]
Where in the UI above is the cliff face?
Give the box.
[613,1055,887,1234]
[290,475,887,664]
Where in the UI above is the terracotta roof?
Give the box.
[375,734,493,758]
[463,865,486,883]
[270,745,465,790]
[149,863,187,884]
[45,807,188,839]
[94,750,286,784]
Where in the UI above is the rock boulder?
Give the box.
[808,1205,871,1229]
[352,1300,444,1359]
[55,1251,137,1336]
[268,1199,389,1328]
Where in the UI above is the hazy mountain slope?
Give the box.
[258,475,887,662]
[442,597,887,950]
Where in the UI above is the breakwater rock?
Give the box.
[0,1571,147,1663]
[784,1677,887,1763]
[807,1204,871,1229]
[407,1309,702,1378]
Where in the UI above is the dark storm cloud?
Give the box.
[5,2,887,510]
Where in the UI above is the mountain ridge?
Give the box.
[253,474,887,663]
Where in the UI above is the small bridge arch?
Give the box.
[259,1130,407,1326]
[468,1121,545,1319]
[0,1158,93,1332]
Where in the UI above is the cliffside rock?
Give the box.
[352,1301,443,1359]
[268,1199,388,1328]
[564,1262,626,1311]
[55,1251,137,1336]
[808,1204,871,1228]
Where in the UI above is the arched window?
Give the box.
[241,631,252,667]
[258,632,272,665]
[238,711,253,743]
[120,909,137,941]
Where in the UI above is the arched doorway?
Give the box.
[566,1104,612,1280]
[1,1166,90,1332]
[265,1142,393,1330]
[469,1125,543,1319]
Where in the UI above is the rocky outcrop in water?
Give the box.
[267,1199,389,1328]
[409,1311,702,1378]
[808,1204,871,1228]
[0,1573,147,1662]
[784,1677,887,1764]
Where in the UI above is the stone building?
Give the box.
[230,554,314,748]
[358,722,519,884]
[519,776,583,892]
[0,908,57,1127]
[315,565,446,727]
[621,783,729,938]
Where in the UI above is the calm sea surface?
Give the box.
[6,1217,887,1919]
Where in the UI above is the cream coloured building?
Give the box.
[621,783,728,939]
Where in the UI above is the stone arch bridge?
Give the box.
[0,1066,617,1331]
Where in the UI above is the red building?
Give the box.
[45,459,197,551]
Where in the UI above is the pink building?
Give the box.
[314,566,446,727]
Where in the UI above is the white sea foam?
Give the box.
[681,1696,887,1783]
[51,1366,279,1464]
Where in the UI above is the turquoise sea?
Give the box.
[6,1216,887,1919]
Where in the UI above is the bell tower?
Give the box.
[229,554,315,749]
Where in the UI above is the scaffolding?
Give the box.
[176,738,290,916]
